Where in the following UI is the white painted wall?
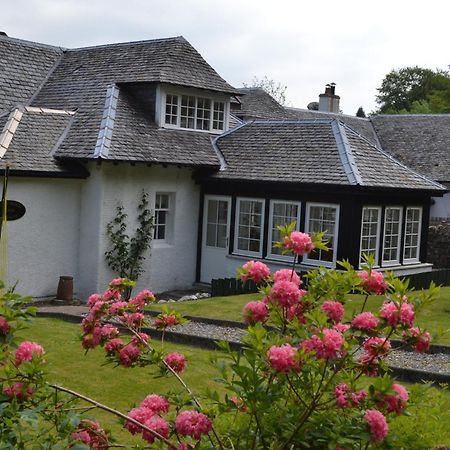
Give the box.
[431,192,450,219]
[5,177,82,297]
[76,163,200,299]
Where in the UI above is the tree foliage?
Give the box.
[356,107,366,118]
[244,75,289,105]
[376,66,450,114]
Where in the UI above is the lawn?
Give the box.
[14,318,450,448]
[149,287,450,344]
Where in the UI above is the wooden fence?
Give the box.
[211,268,450,297]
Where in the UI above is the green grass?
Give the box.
[149,287,450,344]
[14,318,450,447]
[17,318,222,445]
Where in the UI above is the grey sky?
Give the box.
[2,0,449,115]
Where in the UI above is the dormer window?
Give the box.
[163,92,226,132]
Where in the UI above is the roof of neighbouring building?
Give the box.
[212,119,445,193]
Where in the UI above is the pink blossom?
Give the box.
[363,336,391,356]
[119,344,141,367]
[0,316,10,335]
[15,341,44,366]
[108,301,129,316]
[321,301,344,323]
[303,329,344,359]
[140,394,170,414]
[102,289,121,302]
[380,301,399,326]
[380,301,415,328]
[3,382,34,400]
[122,312,145,328]
[142,416,170,444]
[130,290,155,310]
[71,430,91,446]
[71,420,108,449]
[364,409,388,442]
[131,332,151,347]
[335,383,349,408]
[357,271,387,295]
[175,411,213,440]
[399,302,415,327]
[81,326,102,349]
[273,269,301,286]
[87,293,102,307]
[267,344,300,372]
[333,323,350,333]
[109,277,128,288]
[100,324,119,339]
[351,312,380,331]
[286,300,307,323]
[358,352,381,377]
[402,327,431,352]
[283,231,314,256]
[164,352,187,373]
[104,338,124,354]
[351,389,368,405]
[383,384,409,414]
[154,314,179,329]
[270,280,302,308]
[243,301,269,324]
[125,406,154,434]
[240,260,270,284]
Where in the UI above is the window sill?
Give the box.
[152,241,174,249]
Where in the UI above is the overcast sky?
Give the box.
[2,0,449,115]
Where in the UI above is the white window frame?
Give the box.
[359,206,382,267]
[233,197,265,258]
[161,88,229,134]
[403,207,422,264]
[153,193,174,243]
[303,202,340,268]
[382,206,403,266]
[267,200,301,261]
[204,195,231,249]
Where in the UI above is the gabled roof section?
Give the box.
[0,35,63,114]
[371,114,450,182]
[0,106,87,177]
[232,88,289,119]
[212,119,445,192]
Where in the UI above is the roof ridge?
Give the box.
[0,106,24,159]
[68,36,185,52]
[24,106,76,115]
[286,106,372,122]
[0,34,65,51]
[374,113,450,118]
[252,118,333,125]
[331,120,363,185]
[342,122,446,191]
[93,84,120,158]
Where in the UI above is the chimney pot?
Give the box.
[318,83,340,113]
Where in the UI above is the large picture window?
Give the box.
[304,203,339,267]
[403,207,422,263]
[360,207,381,265]
[234,198,265,256]
[164,93,226,132]
[382,207,403,265]
[267,200,301,259]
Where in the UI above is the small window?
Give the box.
[154,193,171,241]
[304,203,339,267]
[234,198,265,256]
[180,95,196,129]
[268,200,301,259]
[403,207,422,263]
[165,94,178,125]
[360,207,381,265]
[212,101,225,131]
[206,198,229,248]
[196,97,211,130]
[382,207,403,265]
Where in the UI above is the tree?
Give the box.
[356,106,366,117]
[376,66,450,114]
[243,75,289,105]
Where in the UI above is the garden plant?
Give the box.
[0,224,442,449]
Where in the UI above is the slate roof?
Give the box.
[371,114,450,182]
[0,107,87,177]
[212,119,445,192]
[0,36,62,114]
[232,88,289,119]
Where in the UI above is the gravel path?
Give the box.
[37,305,450,376]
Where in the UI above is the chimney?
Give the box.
[318,82,340,113]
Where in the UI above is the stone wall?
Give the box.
[427,220,450,268]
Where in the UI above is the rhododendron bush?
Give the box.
[0,224,440,449]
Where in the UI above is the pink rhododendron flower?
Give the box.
[283,231,314,256]
[71,430,91,446]
[357,270,387,295]
[380,301,415,327]
[154,314,179,329]
[125,407,155,434]
[351,389,368,405]
[108,301,129,316]
[380,301,399,326]
[100,324,119,339]
[240,260,270,284]
[81,326,102,349]
[142,416,170,444]
[3,382,34,400]
[351,312,380,331]
[122,312,145,328]
[273,269,301,286]
[104,338,124,355]
[102,289,121,302]
[286,300,307,323]
[363,337,391,356]
[382,383,409,414]
[87,293,102,307]
[109,277,128,288]
[333,323,350,333]
[270,280,302,308]
[321,301,344,323]
[119,344,141,367]
[140,394,170,414]
[15,341,44,366]
[267,344,300,372]
[364,409,388,442]
[71,420,109,449]
[0,316,10,335]
[335,383,349,408]
[402,327,431,352]
[164,352,187,373]
[243,301,269,324]
[304,329,344,359]
[399,302,415,327]
[175,411,213,440]
[131,332,151,347]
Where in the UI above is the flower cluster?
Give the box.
[243,301,269,324]
[357,270,388,295]
[321,300,344,323]
[70,419,109,449]
[238,260,271,284]
[267,344,300,373]
[364,409,388,442]
[334,383,367,408]
[15,341,45,366]
[283,231,314,255]
[175,410,213,440]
